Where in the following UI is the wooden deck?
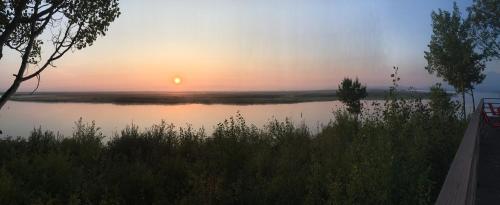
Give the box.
[436,98,500,205]
[477,118,500,205]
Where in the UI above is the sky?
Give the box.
[0,0,498,92]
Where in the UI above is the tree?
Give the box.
[466,0,499,111]
[336,77,367,115]
[0,0,121,110]
[424,3,485,120]
[468,0,500,60]
[429,83,460,118]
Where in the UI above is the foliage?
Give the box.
[0,0,121,110]
[424,2,486,119]
[0,83,465,205]
[468,0,500,59]
[429,83,461,118]
[336,78,367,115]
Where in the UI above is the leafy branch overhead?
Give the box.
[0,0,121,110]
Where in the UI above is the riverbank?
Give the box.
[8,90,429,105]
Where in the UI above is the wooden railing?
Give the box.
[435,99,484,205]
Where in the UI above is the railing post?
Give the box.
[435,99,483,205]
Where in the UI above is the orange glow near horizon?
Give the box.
[0,0,467,93]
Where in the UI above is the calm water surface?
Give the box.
[0,101,345,138]
[1,91,497,138]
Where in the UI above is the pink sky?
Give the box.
[2,0,494,92]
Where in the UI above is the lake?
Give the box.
[0,100,345,138]
[1,91,497,138]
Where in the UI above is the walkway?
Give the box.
[477,117,500,205]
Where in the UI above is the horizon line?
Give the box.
[6,87,429,94]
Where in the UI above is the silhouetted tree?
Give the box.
[0,0,121,110]
[468,0,500,60]
[337,78,367,115]
[466,0,499,111]
[429,83,460,118]
[424,3,485,119]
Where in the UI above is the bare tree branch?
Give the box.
[22,24,82,82]
[31,74,41,95]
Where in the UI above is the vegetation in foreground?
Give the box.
[0,78,464,205]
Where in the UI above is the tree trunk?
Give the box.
[471,89,476,112]
[0,80,23,110]
[0,4,45,111]
[0,32,35,111]
[462,91,466,120]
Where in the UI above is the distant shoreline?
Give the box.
[7,90,430,105]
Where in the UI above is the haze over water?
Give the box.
[0,100,345,138]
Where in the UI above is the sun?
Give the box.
[173,77,182,85]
